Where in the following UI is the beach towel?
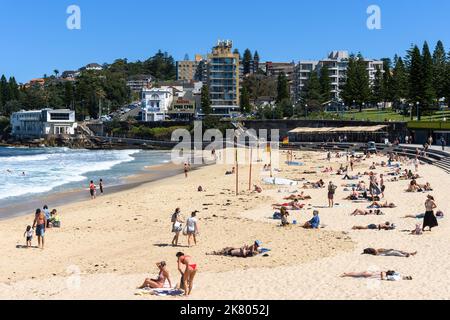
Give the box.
[259,248,271,254]
[135,288,185,297]
[285,161,304,166]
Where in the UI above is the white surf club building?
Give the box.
[10,108,77,139]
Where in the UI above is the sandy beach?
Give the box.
[1,148,449,300]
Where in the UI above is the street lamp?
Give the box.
[305,104,308,118]
[416,102,420,120]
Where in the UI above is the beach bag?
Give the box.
[173,221,182,232]
[182,225,188,236]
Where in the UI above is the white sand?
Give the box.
[1,150,449,300]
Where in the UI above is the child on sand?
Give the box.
[24,225,33,248]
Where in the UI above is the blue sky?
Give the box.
[0,0,449,82]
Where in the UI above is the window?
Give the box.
[50,113,70,121]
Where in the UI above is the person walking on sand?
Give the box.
[186,211,199,247]
[24,225,33,248]
[32,209,46,249]
[176,252,197,296]
[89,180,96,199]
[184,163,189,178]
[171,208,184,246]
[328,181,336,207]
[423,195,438,232]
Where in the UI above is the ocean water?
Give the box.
[0,147,171,207]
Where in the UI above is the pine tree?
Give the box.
[240,86,251,113]
[372,68,383,106]
[276,72,290,103]
[407,45,423,117]
[0,75,10,108]
[341,55,358,108]
[243,49,253,75]
[432,40,447,100]
[201,85,211,115]
[9,77,20,101]
[381,59,393,108]
[446,50,450,106]
[420,41,436,117]
[302,71,322,113]
[233,49,241,60]
[319,65,332,103]
[391,56,408,109]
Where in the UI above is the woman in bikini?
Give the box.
[176,252,198,296]
[138,261,172,289]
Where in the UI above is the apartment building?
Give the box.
[293,51,384,102]
[176,54,204,81]
[206,40,240,116]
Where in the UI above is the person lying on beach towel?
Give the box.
[410,224,424,235]
[283,192,311,201]
[362,248,417,258]
[351,209,384,216]
[368,201,397,209]
[302,179,325,189]
[341,271,412,281]
[207,241,262,258]
[352,222,396,231]
[343,174,360,180]
[273,200,305,210]
[406,179,422,192]
[403,211,443,219]
[344,188,359,200]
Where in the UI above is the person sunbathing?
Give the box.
[406,179,421,192]
[418,182,433,191]
[369,163,377,170]
[403,211,443,219]
[352,222,396,230]
[344,188,360,200]
[283,192,311,201]
[302,179,325,189]
[362,248,417,257]
[341,271,412,281]
[410,224,423,235]
[207,241,262,258]
[273,200,304,210]
[138,261,172,289]
[368,201,396,209]
[351,209,384,216]
[254,185,263,193]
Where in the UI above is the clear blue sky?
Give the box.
[1,0,449,82]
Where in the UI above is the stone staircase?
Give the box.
[433,157,450,173]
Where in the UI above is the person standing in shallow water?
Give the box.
[89,180,96,199]
[423,195,438,232]
[99,179,104,195]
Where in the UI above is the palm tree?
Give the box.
[54,69,60,78]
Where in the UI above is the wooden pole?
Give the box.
[249,148,253,191]
[269,143,273,178]
[235,147,239,196]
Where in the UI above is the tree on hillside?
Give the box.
[276,72,290,103]
[201,85,211,115]
[406,45,423,118]
[0,75,10,112]
[8,77,20,101]
[253,51,260,73]
[302,71,322,114]
[54,69,60,78]
[432,40,447,100]
[240,86,251,114]
[391,56,408,110]
[233,48,241,60]
[341,54,371,111]
[319,65,332,103]
[420,41,436,118]
[446,50,450,105]
[381,59,393,108]
[371,68,383,107]
[243,49,253,75]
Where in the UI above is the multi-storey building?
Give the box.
[206,40,240,116]
[126,75,153,92]
[176,54,204,81]
[293,51,384,102]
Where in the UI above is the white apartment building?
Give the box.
[11,109,77,139]
[293,51,384,102]
[140,87,175,121]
